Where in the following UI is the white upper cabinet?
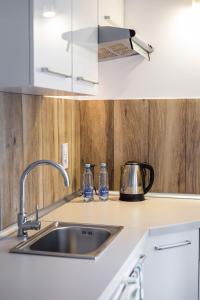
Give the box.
[33,0,72,93]
[98,0,124,27]
[0,0,98,96]
[0,1,30,90]
[72,0,98,95]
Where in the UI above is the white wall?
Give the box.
[84,0,200,99]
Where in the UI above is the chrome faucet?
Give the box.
[18,160,70,238]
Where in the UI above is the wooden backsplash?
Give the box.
[80,99,200,194]
[0,92,80,230]
[1,96,200,230]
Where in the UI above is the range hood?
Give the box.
[98,26,153,62]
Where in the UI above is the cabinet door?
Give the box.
[98,0,124,27]
[32,0,72,92]
[72,0,98,95]
[143,230,199,300]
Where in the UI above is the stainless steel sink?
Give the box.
[10,222,123,259]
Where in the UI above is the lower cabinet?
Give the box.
[143,230,199,300]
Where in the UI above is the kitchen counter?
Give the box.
[1,194,200,300]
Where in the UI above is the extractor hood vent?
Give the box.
[98,26,153,62]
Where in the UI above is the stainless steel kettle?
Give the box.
[119,161,154,201]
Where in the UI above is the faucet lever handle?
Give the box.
[35,204,39,221]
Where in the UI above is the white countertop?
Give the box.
[1,194,200,300]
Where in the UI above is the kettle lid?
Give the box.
[125,161,141,165]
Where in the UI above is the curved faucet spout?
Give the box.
[18,160,70,238]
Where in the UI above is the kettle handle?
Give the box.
[141,163,154,194]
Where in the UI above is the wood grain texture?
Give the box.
[186,100,200,194]
[80,100,114,189]
[149,100,186,193]
[57,99,73,197]
[71,101,81,192]
[0,92,23,228]
[114,100,149,190]
[41,98,60,207]
[2,95,200,230]
[0,94,81,230]
[22,95,43,213]
[41,98,80,206]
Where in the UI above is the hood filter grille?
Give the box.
[98,39,137,61]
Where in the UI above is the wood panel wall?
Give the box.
[186,100,200,194]
[148,100,186,193]
[0,92,80,230]
[80,99,200,194]
[114,100,149,190]
[80,101,114,188]
[2,96,200,230]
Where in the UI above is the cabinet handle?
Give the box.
[76,76,99,85]
[154,240,191,251]
[41,67,72,78]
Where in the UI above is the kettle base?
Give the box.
[119,193,145,201]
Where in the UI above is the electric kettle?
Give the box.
[119,161,154,201]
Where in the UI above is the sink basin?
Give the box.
[10,222,123,259]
